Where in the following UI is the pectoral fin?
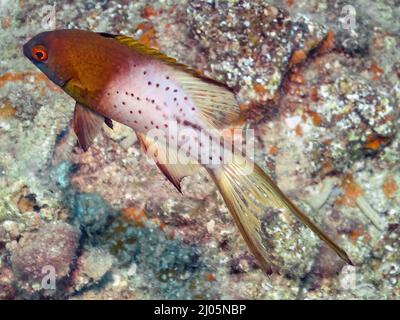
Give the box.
[73,103,104,151]
[136,132,199,193]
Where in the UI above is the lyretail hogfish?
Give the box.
[23,29,352,273]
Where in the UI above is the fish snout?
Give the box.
[22,40,31,59]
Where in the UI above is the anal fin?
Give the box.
[136,132,198,193]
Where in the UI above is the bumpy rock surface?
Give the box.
[10,222,80,294]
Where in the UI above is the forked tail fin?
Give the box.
[208,154,353,274]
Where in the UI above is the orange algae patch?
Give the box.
[0,71,60,91]
[159,221,167,231]
[307,110,323,126]
[364,134,388,151]
[122,207,148,227]
[253,83,267,96]
[290,72,305,84]
[369,62,384,80]
[239,103,251,112]
[320,160,335,177]
[16,186,39,213]
[206,273,217,282]
[383,176,398,199]
[0,101,17,118]
[320,31,335,53]
[142,5,157,18]
[269,145,279,156]
[136,23,159,49]
[350,226,365,243]
[2,16,11,29]
[337,174,364,207]
[0,72,32,87]
[140,29,158,48]
[290,50,307,66]
[295,124,303,136]
[122,211,176,240]
[310,87,319,102]
[17,195,37,213]
[364,139,381,150]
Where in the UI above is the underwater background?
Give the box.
[0,0,399,299]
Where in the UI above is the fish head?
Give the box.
[23,30,77,88]
[23,29,126,105]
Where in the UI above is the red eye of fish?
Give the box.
[32,45,48,62]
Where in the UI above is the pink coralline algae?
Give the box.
[0,267,16,300]
[10,222,81,289]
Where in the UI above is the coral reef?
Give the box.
[0,0,399,299]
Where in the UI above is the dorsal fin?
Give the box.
[97,32,118,39]
[170,68,240,129]
[98,32,180,66]
[98,33,241,129]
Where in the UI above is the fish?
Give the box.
[23,29,353,273]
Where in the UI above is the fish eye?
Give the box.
[31,45,48,62]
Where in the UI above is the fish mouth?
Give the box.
[23,34,71,88]
[58,77,73,90]
[60,76,72,88]
[22,39,35,61]
[22,42,30,58]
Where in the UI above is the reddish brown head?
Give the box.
[23,30,79,87]
[23,29,129,105]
